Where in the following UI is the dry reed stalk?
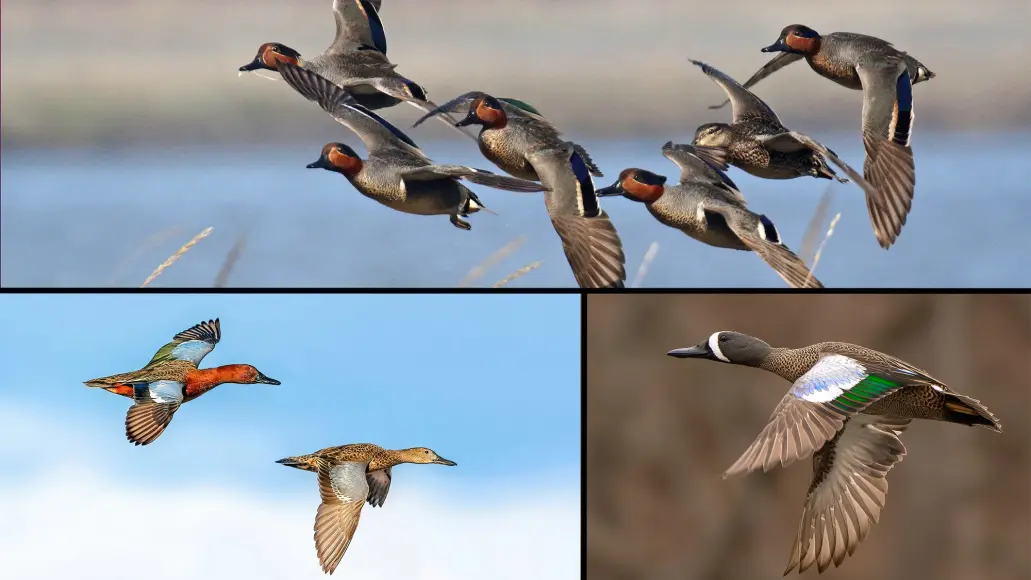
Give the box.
[107,226,184,285]
[804,213,841,288]
[458,236,527,287]
[492,260,543,288]
[213,233,248,288]
[801,185,836,265]
[140,226,213,288]
[631,241,660,289]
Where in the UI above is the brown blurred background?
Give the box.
[3,0,1029,148]
[587,294,1031,580]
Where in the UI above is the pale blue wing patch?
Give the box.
[169,340,216,365]
[790,354,868,403]
[134,380,185,405]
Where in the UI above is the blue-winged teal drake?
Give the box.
[414,92,625,288]
[669,332,1000,574]
[84,319,280,446]
[238,0,470,138]
[277,443,457,575]
[277,63,544,230]
[597,142,822,288]
[713,25,934,249]
[688,60,902,248]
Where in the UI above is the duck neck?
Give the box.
[368,448,418,471]
[183,365,242,399]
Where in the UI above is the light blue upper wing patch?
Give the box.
[135,380,185,405]
[169,340,216,365]
[790,354,868,403]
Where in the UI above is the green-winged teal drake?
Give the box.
[277,63,544,230]
[277,443,457,575]
[528,144,627,288]
[688,60,901,248]
[713,25,934,249]
[414,92,625,288]
[597,142,822,288]
[238,0,470,138]
[412,91,603,181]
[668,332,1000,574]
[84,319,280,446]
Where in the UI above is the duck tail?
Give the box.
[942,392,1002,432]
[275,455,319,471]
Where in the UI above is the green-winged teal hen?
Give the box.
[668,332,1000,574]
[277,443,457,575]
[712,25,935,249]
[597,142,821,288]
[412,92,626,288]
[688,59,903,248]
[84,319,280,445]
[276,62,544,230]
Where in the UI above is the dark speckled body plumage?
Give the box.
[276,442,456,575]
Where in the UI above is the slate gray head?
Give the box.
[668,331,772,366]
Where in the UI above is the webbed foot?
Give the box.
[450,214,472,230]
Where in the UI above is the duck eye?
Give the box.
[424,450,429,454]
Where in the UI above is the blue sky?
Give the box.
[0,293,581,579]
[0,293,580,489]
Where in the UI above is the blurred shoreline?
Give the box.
[3,0,1030,148]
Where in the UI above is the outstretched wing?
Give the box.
[707,52,804,110]
[411,91,554,129]
[857,63,916,249]
[785,415,910,574]
[365,468,392,507]
[529,145,627,288]
[691,59,782,125]
[315,461,370,574]
[277,62,428,158]
[661,141,743,199]
[724,352,914,477]
[400,165,545,193]
[145,319,221,367]
[124,380,185,446]
[328,0,388,55]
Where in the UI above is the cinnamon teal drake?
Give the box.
[84,319,280,446]
[238,0,470,139]
[277,443,457,575]
[277,63,544,230]
[713,25,935,249]
[597,142,822,289]
[668,332,1000,574]
[412,92,625,288]
[688,60,901,247]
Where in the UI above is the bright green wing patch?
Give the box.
[499,98,542,116]
[829,375,899,413]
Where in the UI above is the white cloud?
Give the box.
[0,463,579,579]
[0,404,580,579]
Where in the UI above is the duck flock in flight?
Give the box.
[238,1,933,289]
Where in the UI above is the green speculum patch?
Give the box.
[832,375,899,409]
